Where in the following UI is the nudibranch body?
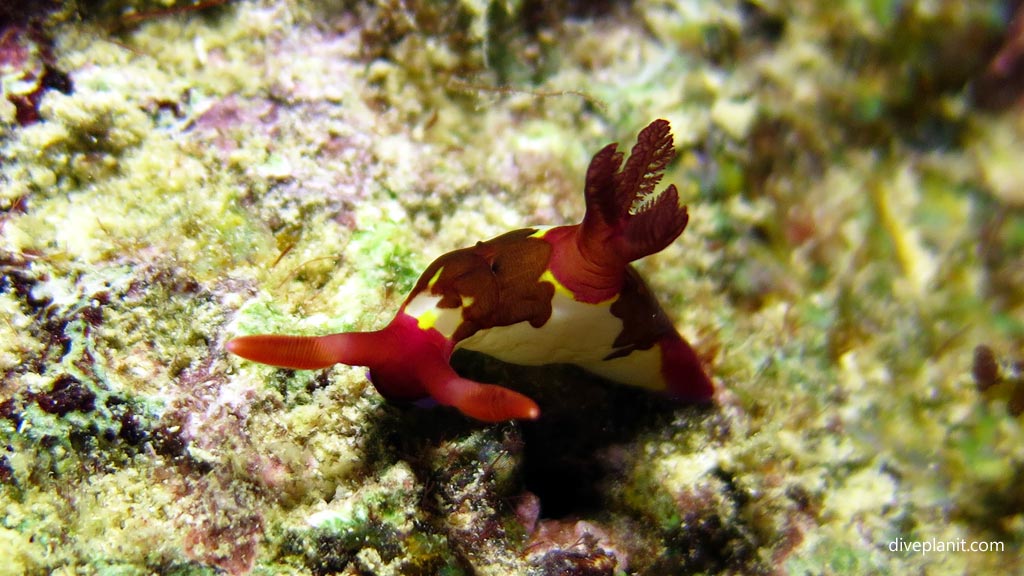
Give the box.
[227,120,713,422]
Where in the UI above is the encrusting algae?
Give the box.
[0,1,1022,574]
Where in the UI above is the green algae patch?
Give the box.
[347,219,421,300]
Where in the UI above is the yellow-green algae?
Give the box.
[0,0,1022,574]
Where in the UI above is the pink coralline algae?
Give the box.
[0,23,72,125]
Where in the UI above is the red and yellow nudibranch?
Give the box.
[227,120,714,422]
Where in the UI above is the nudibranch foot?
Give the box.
[657,332,714,402]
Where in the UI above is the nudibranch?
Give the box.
[227,119,713,422]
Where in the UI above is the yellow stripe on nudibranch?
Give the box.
[540,264,619,307]
[539,269,574,300]
[426,267,444,290]
[528,228,577,300]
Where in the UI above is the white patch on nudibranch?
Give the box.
[457,290,668,391]
[403,266,464,338]
[403,291,463,339]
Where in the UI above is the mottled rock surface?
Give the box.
[0,1,1021,574]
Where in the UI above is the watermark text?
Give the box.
[888,537,1004,555]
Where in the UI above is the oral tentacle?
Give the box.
[414,355,540,422]
[225,331,393,371]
